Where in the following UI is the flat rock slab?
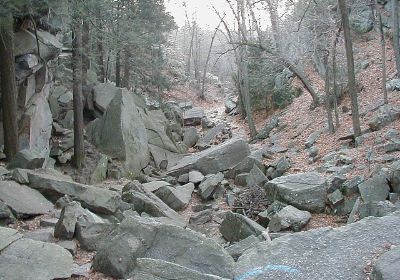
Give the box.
[167,138,250,177]
[235,211,400,280]
[0,181,53,218]
[372,246,400,280]
[183,107,205,126]
[0,227,73,280]
[264,172,327,213]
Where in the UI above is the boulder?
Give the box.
[87,90,150,175]
[358,174,390,203]
[189,170,205,184]
[153,183,194,211]
[359,201,398,219]
[0,181,53,218]
[183,127,199,148]
[226,235,261,261]
[10,168,29,184]
[268,205,311,232]
[256,117,279,140]
[75,222,117,251]
[385,79,400,91]
[167,138,250,177]
[15,29,62,61]
[372,246,400,280]
[235,212,400,280]
[198,123,226,147]
[18,92,53,158]
[8,149,46,169]
[368,105,400,131]
[89,154,108,184]
[142,181,172,193]
[121,181,185,226]
[92,83,120,112]
[0,201,15,225]
[131,258,230,280]
[28,170,120,215]
[305,130,322,148]
[199,173,224,200]
[189,209,213,225]
[225,98,236,114]
[148,144,183,170]
[220,211,266,242]
[93,215,235,279]
[0,227,73,280]
[246,165,268,187]
[183,107,205,126]
[230,151,266,179]
[264,172,327,213]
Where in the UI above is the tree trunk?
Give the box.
[238,0,257,138]
[96,7,105,83]
[338,0,362,137]
[0,13,19,161]
[82,19,90,92]
[71,1,85,170]
[332,29,341,128]
[265,0,281,51]
[200,20,223,99]
[116,50,121,87]
[186,23,195,78]
[378,7,388,104]
[324,54,334,133]
[123,47,131,89]
[392,0,400,77]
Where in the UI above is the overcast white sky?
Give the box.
[165,0,237,29]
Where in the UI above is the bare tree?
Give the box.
[378,3,388,104]
[0,12,19,161]
[324,52,335,133]
[338,0,362,137]
[71,0,85,169]
[392,0,400,77]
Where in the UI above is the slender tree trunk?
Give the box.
[200,20,223,99]
[105,50,110,82]
[123,47,131,88]
[238,0,257,138]
[71,2,85,169]
[186,23,195,78]
[392,0,400,77]
[82,19,90,94]
[96,7,105,82]
[0,13,19,161]
[324,54,334,133]
[332,29,341,128]
[265,0,281,51]
[338,0,362,137]
[378,7,388,104]
[116,50,121,87]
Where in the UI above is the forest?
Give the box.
[0,0,400,279]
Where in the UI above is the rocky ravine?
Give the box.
[1,21,400,280]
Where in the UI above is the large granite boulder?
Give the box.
[28,169,120,215]
[0,181,53,218]
[368,105,400,131]
[131,258,230,280]
[183,107,205,126]
[268,205,311,232]
[372,246,400,280]
[167,138,250,177]
[235,211,400,280]
[0,227,73,280]
[92,83,120,112]
[220,211,266,242]
[87,89,150,175]
[358,173,390,203]
[93,215,235,279]
[264,172,327,213]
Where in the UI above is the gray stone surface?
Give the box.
[358,174,390,203]
[89,154,108,184]
[372,246,400,280]
[220,211,266,242]
[183,107,205,126]
[199,173,224,200]
[359,201,398,219]
[268,205,311,232]
[189,209,213,225]
[87,90,150,175]
[226,235,261,261]
[154,183,194,211]
[167,138,250,176]
[8,149,45,170]
[76,222,117,251]
[122,181,185,226]
[235,212,400,280]
[28,169,120,215]
[0,180,53,218]
[368,105,400,131]
[92,83,120,112]
[189,170,204,184]
[0,227,73,280]
[93,215,235,279]
[265,172,327,213]
[183,127,199,148]
[305,130,322,148]
[131,258,230,280]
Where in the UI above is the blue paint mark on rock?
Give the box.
[235,264,300,280]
